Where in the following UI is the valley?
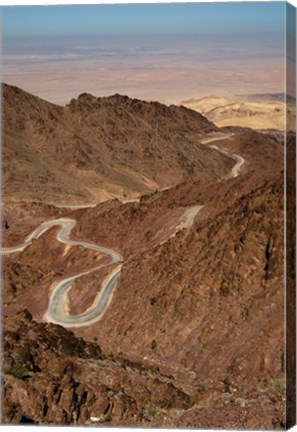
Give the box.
[2,83,288,428]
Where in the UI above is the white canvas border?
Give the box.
[0,1,296,432]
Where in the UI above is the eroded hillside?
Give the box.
[3,83,234,204]
[2,84,290,428]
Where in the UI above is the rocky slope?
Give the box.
[3,310,193,425]
[2,84,291,428]
[3,169,286,428]
[3,83,234,205]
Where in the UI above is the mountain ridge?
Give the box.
[2,82,289,428]
[3,83,234,205]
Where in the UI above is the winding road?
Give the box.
[2,218,122,263]
[200,134,245,179]
[2,218,123,327]
[179,205,204,230]
[53,197,140,209]
[46,265,122,327]
[2,209,202,327]
[2,133,245,328]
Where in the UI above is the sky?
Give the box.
[1,2,289,104]
[2,3,285,37]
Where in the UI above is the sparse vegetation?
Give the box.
[142,405,158,421]
[222,376,232,392]
[151,339,157,350]
[222,377,231,386]
[6,364,29,380]
[150,297,157,306]
[103,411,112,422]
[43,416,52,424]
[270,378,286,392]
[123,323,133,336]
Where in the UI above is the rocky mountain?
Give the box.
[3,83,233,205]
[2,84,291,428]
[3,310,192,425]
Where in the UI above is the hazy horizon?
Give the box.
[2,3,287,105]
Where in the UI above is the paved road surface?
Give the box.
[200,134,245,178]
[1,209,200,328]
[46,265,122,327]
[1,218,123,327]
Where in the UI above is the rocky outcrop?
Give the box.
[3,310,192,425]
